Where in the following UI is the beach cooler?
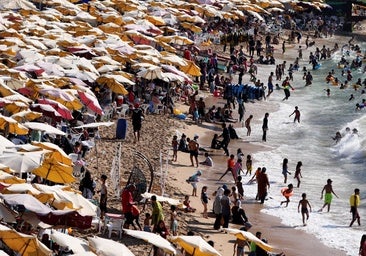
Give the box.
[116,118,127,139]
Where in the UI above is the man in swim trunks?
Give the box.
[298,193,312,226]
[320,179,339,212]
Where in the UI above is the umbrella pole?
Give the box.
[192,248,196,256]
[95,139,99,173]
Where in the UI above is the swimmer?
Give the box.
[352,128,359,135]
[349,94,355,101]
[324,88,330,97]
[332,132,342,143]
[280,184,294,207]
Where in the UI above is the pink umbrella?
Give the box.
[37,99,73,120]
[78,91,103,115]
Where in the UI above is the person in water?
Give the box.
[289,106,301,123]
[298,193,312,226]
[332,132,342,143]
[320,179,339,212]
[280,184,294,207]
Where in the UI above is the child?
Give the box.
[294,161,303,188]
[236,176,244,199]
[172,135,178,161]
[170,205,178,236]
[280,183,294,207]
[201,186,210,218]
[200,152,213,167]
[237,148,244,161]
[183,195,196,213]
[298,193,312,226]
[245,155,252,176]
[281,158,291,183]
[186,170,202,196]
[98,174,107,219]
[143,213,152,232]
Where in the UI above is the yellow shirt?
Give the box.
[349,194,360,207]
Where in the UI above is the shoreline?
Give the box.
[168,95,347,256]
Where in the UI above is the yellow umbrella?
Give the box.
[181,22,202,33]
[167,35,194,46]
[180,60,202,76]
[225,228,275,252]
[96,75,132,95]
[32,158,75,184]
[11,110,43,123]
[0,170,25,184]
[31,142,72,166]
[0,224,52,256]
[0,115,29,135]
[146,16,166,26]
[4,101,29,114]
[170,236,221,256]
[54,97,83,111]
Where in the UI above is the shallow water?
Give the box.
[233,44,365,255]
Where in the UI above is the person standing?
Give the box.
[121,184,137,229]
[267,72,274,97]
[245,115,253,136]
[282,158,291,184]
[188,136,199,167]
[201,186,210,218]
[320,179,339,212]
[262,113,269,142]
[349,188,361,227]
[170,205,178,236]
[220,123,230,156]
[282,77,294,101]
[132,103,144,142]
[213,187,224,230]
[257,167,270,204]
[151,195,164,228]
[221,188,231,229]
[218,154,235,181]
[294,161,303,188]
[98,174,108,219]
[171,135,178,162]
[289,106,301,123]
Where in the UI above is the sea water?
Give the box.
[235,45,365,255]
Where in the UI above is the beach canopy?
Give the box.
[0,224,52,256]
[50,230,91,254]
[225,228,275,252]
[0,151,44,173]
[0,202,17,223]
[74,121,114,129]
[88,236,135,256]
[140,192,182,206]
[123,229,176,255]
[23,122,66,136]
[32,158,75,184]
[170,236,222,256]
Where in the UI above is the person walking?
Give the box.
[298,193,312,226]
[294,161,303,188]
[213,187,224,230]
[132,103,144,142]
[220,123,230,156]
[320,179,339,212]
[262,113,269,142]
[289,106,301,123]
[349,188,361,227]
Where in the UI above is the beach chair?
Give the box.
[106,218,124,239]
[118,104,130,118]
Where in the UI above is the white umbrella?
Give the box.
[0,135,15,154]
[0,151,44,173]
[137,67,166,81]
[23,122,66,136]
[88,236,135,256]
[0,203,16,223]
[123,229,176,255]
[74,122,114,129]
[50,230,90,254]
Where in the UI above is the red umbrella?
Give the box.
[37,98,73,120]
[77,91,103,115]
[30,103,62,122]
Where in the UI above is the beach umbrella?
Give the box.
[88,236,135,256]
[3,101,29,114]
[0,151,44,174]
[96,75,130,95]
[0,224,52,256]
[0,135,15,154]
[32,158,75,184]
[137,66,166,81]
[0,202,16,223]
[146,15,166,26]
[0,114,29,135]
[0,250,9,256]
[37,99,73,120]
[225,228,275,252]
[2,183,54,203]
[78,91,104,115]
[23,122,66,136]
[245,10,265,21]
[170,236,221,256]
[11,110,43,123]
[50,230,90,254]
[180,60,201,77]
[181,22,202,33]
[31,141,72,166]
[123,229,177,255]
[0,170,26,184]
[140,192,182,206]
[74,121,114,129]
[168,35,194,46]
[29,104,63,121]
